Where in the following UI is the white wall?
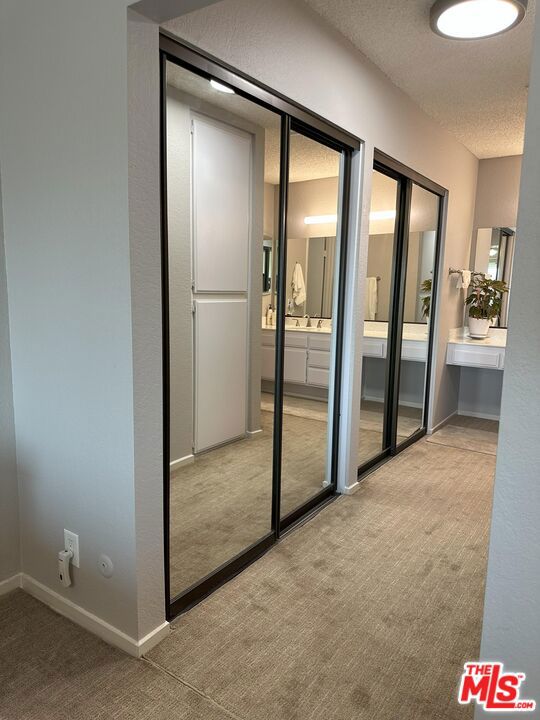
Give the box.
[164,0,478,487]
[474,155,522,230]
[0,0,165,645]
[0,169,20,585]
[476,13,540,714]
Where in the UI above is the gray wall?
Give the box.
[474,155,522,230]
[0,169,20,583]
[476,12,540,716]
[0,0,164,640]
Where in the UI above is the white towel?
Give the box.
[292,262,306,306]
[461,270,472,289]
[365,276,378,320]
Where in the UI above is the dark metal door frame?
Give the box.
[358,151,447,478]
[160,33,360,619]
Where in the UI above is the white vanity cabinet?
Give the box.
[261,329,331,387]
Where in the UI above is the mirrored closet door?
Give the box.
[358,153,445,476]
[161,35,358,618]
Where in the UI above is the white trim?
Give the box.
[0,573,22,596]
[427,410,457,435]
[362,393,423,409]
[170,453,194,471]
[21,574,169,657]
[458,409,500,421]
[343,480,361,495]
[246,428,262,437]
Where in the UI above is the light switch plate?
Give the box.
[64,529,80,568]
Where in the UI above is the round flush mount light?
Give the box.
[431,0,527,39]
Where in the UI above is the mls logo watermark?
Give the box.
[458,662,536,712]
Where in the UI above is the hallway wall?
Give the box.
[164,0,479,488]
[0,0,165,646]
[0,170,20,586]
[477,10,540,712]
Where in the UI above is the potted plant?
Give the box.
[465,276,509,338]
[420,278,432,319]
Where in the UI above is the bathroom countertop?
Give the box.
[448,327,507,348]
[262,321,429,342]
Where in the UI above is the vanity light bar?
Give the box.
[304,210,396,225]
[370,210,396,220]
[304,214,338,225]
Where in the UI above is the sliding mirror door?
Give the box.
[279,127,345,523]
[396,183,440,446]
[161,36,359,617]
[164,60,280,609]
[358,155,444,476]
[358,169,400,468]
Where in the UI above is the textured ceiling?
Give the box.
[303,0,535,158]
[168,63,340,183]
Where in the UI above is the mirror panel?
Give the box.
[280,130,342,518]
[396,184,439,444]
[166,61,281,599]
[474,227,515,326]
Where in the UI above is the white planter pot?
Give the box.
[468,317,490,339]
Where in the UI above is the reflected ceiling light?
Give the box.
[430,0,527,39]
[210,79,235,94]
[370,210,396,221]
[304,214,337,225]
[489,248,498,256]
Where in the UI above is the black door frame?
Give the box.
[160,33,360,619]
[358,151,447,478]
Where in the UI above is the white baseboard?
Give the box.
[458,409,500,421]
[428,410,457,435]
[21,574,169,658]
[0,573,22,596]
[170,454,194,472]
[362,394,423,409]
[247,428,262,437]
[343,480,361,495]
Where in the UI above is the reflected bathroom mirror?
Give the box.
[474,227,515,327]
[262,236,273,294]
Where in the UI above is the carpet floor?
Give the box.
[170,397,421,597]
[152,439,495,720]
[1,438,495,720]
[426,415,499,456]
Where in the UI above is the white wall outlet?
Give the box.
[64,529,80,568]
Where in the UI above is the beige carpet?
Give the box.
[170,408,329,597]
[0,439,494,719]
[171,396,442,597]
[427,416,499,456]
[151,439,495,720]
[0,591,233,720]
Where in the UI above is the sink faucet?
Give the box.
[304,314,312,328]
[317,318,323,329]
[296,318,300,327]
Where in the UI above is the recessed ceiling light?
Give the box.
[430,0,527,39]
[210,79,235,94]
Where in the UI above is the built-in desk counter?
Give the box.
[446,328,507,370]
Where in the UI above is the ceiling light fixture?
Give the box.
[210,79,235,94]
[304,214,338,225]
[430,0,527,39]
[370,210,397,221]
